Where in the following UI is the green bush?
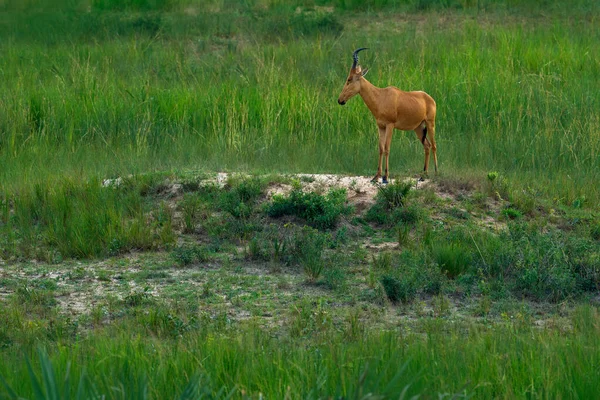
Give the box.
[1,178,174,260]
[431,242,473,279]
[219,177,265,219]
[392,204,423,225]
[180,194,203,234]
[377,181,412,209]
[262,8,343,40]
[171,244,210,267]
[366,181,415,226]
[381,275,417,304]
[323,265,347,290]
[591,223,600,241]
[501,207,523,220]
[267,187,351,230]
[505,222,600,301]
[293,227,326,282]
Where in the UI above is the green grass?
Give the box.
[0,1,599,207]
[1,305,599,399]
[1,1,600,398]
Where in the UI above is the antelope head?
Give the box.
[337,47,369,105]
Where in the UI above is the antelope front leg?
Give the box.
[383,124,393,184]
[372,126,386,183]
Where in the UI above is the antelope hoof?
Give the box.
[371,176,380,183]
[382,177,388,184]
[419,176,426,182]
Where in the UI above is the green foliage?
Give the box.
[431,242,473,279]
[381,275,417,304]
[293,226,326,282]
[267,186,351,230]
[92,0,176,11]
[288,298,332,337]
[591,222,600,241]
[3,308,600,398]
[393,204,424,225]
[261,7,344,40]
[377,181,413,209]
[500,222,600,301]
[322,264,347,290]
[366,182,418,226]
[371,252,393,273]
[180,193,203,234]
[1,5,600,207]
[219,177,265,219]
[0,178,174,260]
[171,244,210,267]
[364,202,389,225]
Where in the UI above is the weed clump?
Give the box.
[431,242,473,279]
[2,177,176,260]
[293,227,327,282]
[267,184,352,230]
[380,275,417,304]
[366,181,415,225]
[591,223,600,241]
[219,177,265,219]
[171,244,210,267]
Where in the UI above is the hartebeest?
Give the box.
[338,48,437,183]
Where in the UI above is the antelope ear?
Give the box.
[361,68,369,77]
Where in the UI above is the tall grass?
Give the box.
[1,305,599,398]
[0,176,175,260]
[1,3,599,205]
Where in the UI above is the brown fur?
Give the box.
[338,65,438,182]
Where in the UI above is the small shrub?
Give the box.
[487,171,499,183]
[501,207,523,220]
[392,204,423,225]
[15,286,57,307]
[288,298,332,337]
[171,245,196,267]
[247,237,268,261]
[432,242,473,279]
[366,181,415,226]
[376,180,412,209]
[397,224,411,246]
[267,186,351,230]
[591,223,600,241]
[344,308,365,340]
[364,202,388,225]
[380,275,416,304]
[180,193,203,233]
[371,252,393,273]
[515,265,578,302]
[323,265,346,290]
[446,207,470,220]
[421,265,445,295]
[510,188,538,216]
[219,177,265,219]
[432,294,451,317]
[294,227,326,282]
[230,177,264,203]
[171,244,210,267]
[123,287,152,307]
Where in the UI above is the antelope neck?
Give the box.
[358,78,382,117]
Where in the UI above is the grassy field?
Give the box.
[1,0,599,204]
[1,0,600,398]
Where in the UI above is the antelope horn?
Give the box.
[352,47,368,69]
